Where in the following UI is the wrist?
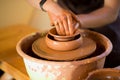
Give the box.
[42,0,54,12]
[76,15,83,28]
[39,0,47,11]
[39,0,53,11]
[43,0,63,12]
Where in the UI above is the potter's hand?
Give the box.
[49,9,80,36]
[44,1,80,36]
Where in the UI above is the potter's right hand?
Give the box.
[43,0,80,36]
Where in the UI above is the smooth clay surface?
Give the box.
[85,68,120,80]
[32,36,96,60]
[45,33,83,51]
[32,28,97,60]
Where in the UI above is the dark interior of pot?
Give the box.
[19,29,112,61]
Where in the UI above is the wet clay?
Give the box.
[85,68,120,80]
[32,28,97,60]
[32,36,96,60]
[48,28,80,41]
[16,29,112,80]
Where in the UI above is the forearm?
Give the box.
[43,0,63,12]
[77,6,119,28]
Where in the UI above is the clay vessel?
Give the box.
[45,28,82,51]
[85,68,120,80]
[16,29,112,80]
[32,28,96,60]
[48,28,80,41]
[32,36,96,60]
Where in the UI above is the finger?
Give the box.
[70,12,79,22]
[54,21,61,35]
[58,19,66,36]
[67,14,74,35]
[74,22,80,32]
[62,16,70,36]
[70,12,81,27]
[50,22,54,26]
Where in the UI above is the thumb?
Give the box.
[50,21,54,26]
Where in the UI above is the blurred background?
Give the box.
[0,0,51,31]
[0,0,52,79]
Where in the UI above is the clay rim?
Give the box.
[16,30,113,64]
[48,28,81,41]
[85,68,120,80]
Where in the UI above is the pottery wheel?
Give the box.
[32,36,96,61]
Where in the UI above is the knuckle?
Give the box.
[68,13,72,17]
[61,15,67,20]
